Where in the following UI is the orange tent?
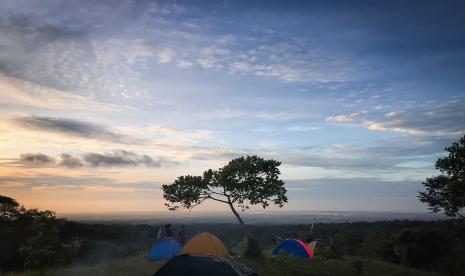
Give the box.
[181,232,229,257]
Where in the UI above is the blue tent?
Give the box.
[272,239,314,258]
[148,238,181,261]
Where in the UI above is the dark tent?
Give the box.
[153,254,258,276]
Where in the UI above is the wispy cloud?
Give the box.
[326,112,362,123]
[158,48,174,63]
[287,125,321,132]
[0,15,151,100]
[176,60,193,68]
[83,150,165,167]
[58,154,84,168]
[0,174,162,193]
[12,116,143,144]
[19,153,55,167]
[0,74,118,111]
[147,125,216,144]
[326,100,465,136]
[127,43,154,64]
[13,150,177,168]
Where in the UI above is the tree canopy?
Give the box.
[0,195,82,270]
[418,135,465,217]
[0,195,22,220]
[162,155,288,225]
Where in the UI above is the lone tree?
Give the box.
[418,135,465,218]
[162,155,288,225]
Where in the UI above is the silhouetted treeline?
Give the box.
[0,195,81,271]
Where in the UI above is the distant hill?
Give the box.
[61,210,446,225]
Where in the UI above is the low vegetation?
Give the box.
[5,255,441,276]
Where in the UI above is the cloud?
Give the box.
[196,57,222,69]
[126,43,154,64]
[284,178,428,212]
[211,109,314,121]
[0,15,151,100]
[147,125,216,144]
[12,151,176,168]
[283,139,445,172]
[220,42,353,82]
[326,100,465,136]
[0,1,357,93]
[19,153,55,167]
[369,101,465,135]
[229,62,250,73]
[183,136,442,177]
[326,113,361,123]
[12,116,140,144]
[0,15,84,42]
[0,16,95,91]
[287,125,321,132]
[158,48,174,63]
[0,174,113,188]
[283,153,403,171]
[216,34,236,45]
[83,150,161,167]
[58,153,84,168]
[176,60,193,68]
[0,174,162,192]
[0,74,118,111]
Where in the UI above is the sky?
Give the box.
[0,0,464,215]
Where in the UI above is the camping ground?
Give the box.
[6,254,442,276]
[3,219,463,276]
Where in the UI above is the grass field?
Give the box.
[6,255,442,276]
[240,256,442,276]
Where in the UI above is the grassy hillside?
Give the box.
[6,255,441,276]
[240,256,442,276]
[5,255,162,276]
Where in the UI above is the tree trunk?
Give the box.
[227,198,249,239]
[228,202,245,225]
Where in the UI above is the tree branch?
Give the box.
[222,187,231,197]
[207,195,229,204]
[206,186,229,197]
[210,190,225,197]
[223,188,238,203]
[189,197,209,208]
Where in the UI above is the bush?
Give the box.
[351,259,363,273]
[19,217,81,269]
[245,237,263,258]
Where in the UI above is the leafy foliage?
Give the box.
[0,195,80,270]
[162,155,288,224]
[0,195,23,221]
[162,175,209,210]
[418,135,465,217]
[19,216,82,269]
[244,236,263,258]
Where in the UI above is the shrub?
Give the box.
[245,237,263,258]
